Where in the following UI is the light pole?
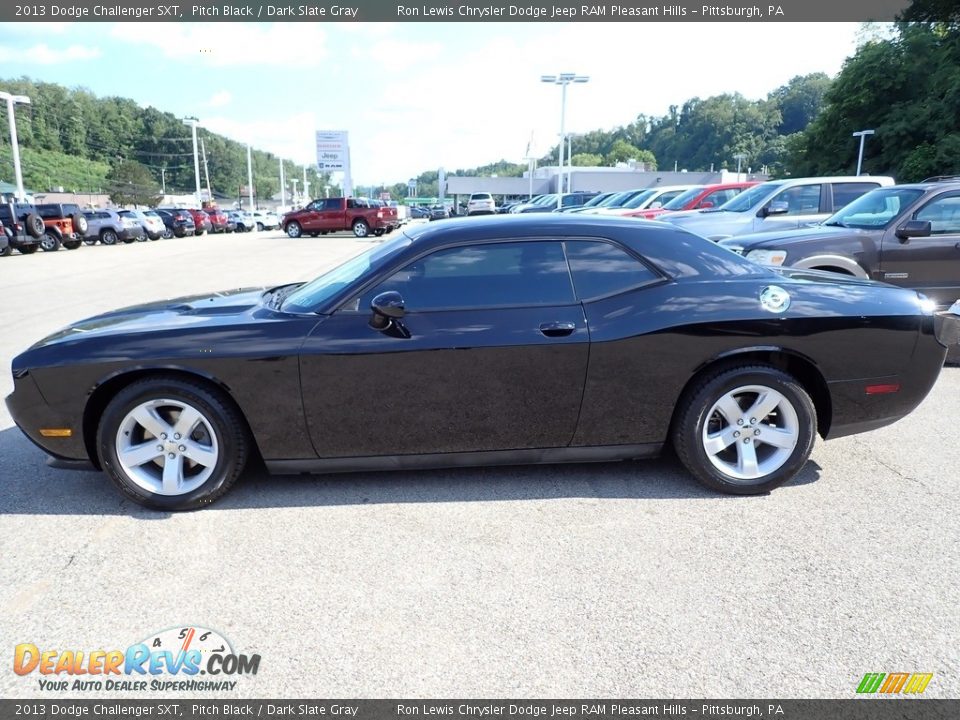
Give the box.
[733,153,747,182]
[541,73,589,209]
[852,129,875,176]
[246,144,254,210]
[0,91,31,201]
[182,117,201,206]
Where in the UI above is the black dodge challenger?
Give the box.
[7,215,959,510]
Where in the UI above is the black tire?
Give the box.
[0,243,11,257]
[100,229,118,246]
[71,213,88,234]
[374,228,385,237]
[96,376,250,511]
[25,213,44,238]
[63,240,81,250]
[309,231,319,237]
[672,365,816,495]
[83,237,98,246]
[256,223,264,232]
[352,219,370,238]
[286,221,302,238]
[195,229,205,237]
[122,236,136,244]
[40,231,61,252]
[163,228,174,239]
[18,244,38,254]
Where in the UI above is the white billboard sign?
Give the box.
[316,130,349,171]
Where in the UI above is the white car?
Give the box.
[250,211,280,231]
[467,192,496,216]
[589,185,701,216]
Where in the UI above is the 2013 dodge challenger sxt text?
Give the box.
[7,215,960,510]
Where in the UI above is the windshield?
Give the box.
[621,189,657,209]
[283,234,413,313]
[663,187,705,210]
[718,182,784,213]
[581,193,611,208]
[823,187,925,229]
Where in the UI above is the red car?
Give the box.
[187,209,213,236]
[202,206,230,233]
[625,182,759,220]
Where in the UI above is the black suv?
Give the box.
[719,180,960,312]
[154,208,196,238]
[0,200,44,256]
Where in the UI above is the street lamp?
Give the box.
[182,117,201,206]
[541,73,589,209]
[0,91,31,201]
[852,129,875,176]
[733,152,748,182]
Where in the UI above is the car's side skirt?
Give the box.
[265,443,663,475]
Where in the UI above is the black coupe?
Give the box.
[7,215,959,510]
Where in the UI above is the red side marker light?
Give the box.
[865,384,900,395]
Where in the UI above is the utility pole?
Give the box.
[183,117,201,206]
[160,166,166,195]
[200,137,211,201]
[0,91,30,202]
[279,158,285,208]
[303,166,310,201]
[246,144,254,210]
[291,178,299,205]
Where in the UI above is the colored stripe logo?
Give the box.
[856,672,933,694]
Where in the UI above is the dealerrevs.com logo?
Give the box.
[13,626,260,692]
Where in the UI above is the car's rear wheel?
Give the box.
[63,240,81,250]
[40,231,61,252]
[672,365,816,495]
[286,221,302,238]
[0,245,10,257]
[18,244,38,254]
[352,219,370,238]
[97,377,249,511]
[256,223,264,231]
[100,229,118,246]
[25,213,44,238]
[72,213,88,234]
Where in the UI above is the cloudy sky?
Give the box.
[0,22,870,185]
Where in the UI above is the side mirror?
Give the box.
[649,201,663,209]
[371,290,405,319]
[895,220,931,242]
[698,201,714,209]
[761,200,789,217]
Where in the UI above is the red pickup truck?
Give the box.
[281,197,398,238]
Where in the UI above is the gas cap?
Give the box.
[760,285,791,313]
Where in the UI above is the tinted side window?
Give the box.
[914,194,960,234]
[565,241,660,300]
[702,188,740,207]
[775,185,822,215]
[832,182,879,210]
[365,241,574,311]
[323,198,342,210]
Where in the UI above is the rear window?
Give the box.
[565,240,661,300]
[832,182,882,210]
[470,193,492,200]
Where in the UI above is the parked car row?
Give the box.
[1,200,282,255]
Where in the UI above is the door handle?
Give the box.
[539,321,576,337]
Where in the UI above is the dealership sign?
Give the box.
[316,130,353,196]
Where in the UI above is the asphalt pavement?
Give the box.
[0,229,957,699]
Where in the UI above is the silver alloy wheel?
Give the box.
[115,398,220,496]
[701,384,799,482]
[353,221,369,238]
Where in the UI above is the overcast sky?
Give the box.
[0,22,870,185]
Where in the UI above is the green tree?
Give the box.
[107,159,162,207]
[570,153,603,166]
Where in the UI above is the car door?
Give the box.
[296,200,323,232]
[879,190,960,308]
[316,198,343,231]
[299,240,589,458]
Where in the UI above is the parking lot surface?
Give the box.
[1,230,958,698]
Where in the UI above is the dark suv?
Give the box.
[36,203,88,251]
[154,209,196,238]
[0,200,44,256]
[719,180,960,313]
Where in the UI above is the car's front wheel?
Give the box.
[672,365,816,495]
[97,377,249,511]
